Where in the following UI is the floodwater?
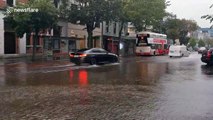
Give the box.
[0,53,213,119]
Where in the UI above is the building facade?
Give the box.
[102,21,129,55]
[0,0,102,59]
[0,11,4,55]
[0,0,28,57]
[192,28,213,40]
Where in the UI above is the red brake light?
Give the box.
[207,51,211,58]
[80,54,87,57]
[69,54,74,57]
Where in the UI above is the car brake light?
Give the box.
[207,51,211,58]
[80,54,87,57]
[69,54,74,57]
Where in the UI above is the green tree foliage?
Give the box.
[179,19,198,45]
[60,0,167,48]
[201,4,213,27]
[127,0,167,32]
[60,0,119,48]
[206,38,213,48]
[188,38,197,48]
[162,17,198,45]
[4,0,58,61]
[111,0,130,38]
[198,40,206,47]
[163,18,180,41]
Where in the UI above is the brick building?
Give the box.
[0,0,102,59]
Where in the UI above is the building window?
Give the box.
[53,39,60,49]
[53,26,62,37]
[7,0,14,7]
[106,22,109,33]
[113,22,117,34]
[95,22,100,28]
[26,33,31,45]
[53,0,60,8]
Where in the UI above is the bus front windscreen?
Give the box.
[137,34,149,46]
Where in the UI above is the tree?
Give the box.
[163,18,181,41]
[127,0,167,32]
[198,40,206,47]
[5,0,58,61]
[111,0,130,39]
[61,0,119,48]
[188,38,197,48]
[162,17,198,45]
[206,38,213,48]
[201,4,213,27]
[178,19,198,45]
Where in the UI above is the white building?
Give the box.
[0,11,4,56]
[192,28,213,40]
[0,0,27,57]
[0,0,102,58]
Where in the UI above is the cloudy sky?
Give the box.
[166,0,213,28]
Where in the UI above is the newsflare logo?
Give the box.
[6,8,12,14]
[6,7,39,14]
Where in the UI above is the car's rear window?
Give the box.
[77,48,89,52]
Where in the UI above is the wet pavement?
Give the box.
[1,52,213,120]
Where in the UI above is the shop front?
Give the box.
[42,36,82,60]
[103,36,119,55]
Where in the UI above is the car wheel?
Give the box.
[74,61,81,66]
[169,56,172,58]
[112,57,118,63]
[90,58,97,65]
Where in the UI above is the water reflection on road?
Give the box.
[0,60,170,87]
[1,53,213,119]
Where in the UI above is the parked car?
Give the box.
[198,47,207,54]
[69,48,119,65]
[168,45,190,57]
[201,48,213,65]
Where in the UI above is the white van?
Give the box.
[168,45,190,57]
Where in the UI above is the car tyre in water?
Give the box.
[90,58,97,65]
[112,57,118,63]
[74,61,81,66]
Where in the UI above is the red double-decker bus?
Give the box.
[135,31,168,56]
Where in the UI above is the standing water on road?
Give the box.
[0,53,213,119]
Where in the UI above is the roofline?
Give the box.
[137,31,167,37]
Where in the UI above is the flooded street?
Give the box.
[1,53,213,120]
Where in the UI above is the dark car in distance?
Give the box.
[198,47,207,54]
[201,48,213,65]
[69,48,119,65]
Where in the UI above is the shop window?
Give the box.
[113,22,117,34]
[53,0,60,8]
[53,39,60,49]
[105,22,109,33]
[26,33,31,45]
[53,26,62,37]
[7,0,14,7]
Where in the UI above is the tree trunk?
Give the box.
[118,22,124,56]
[87,30,93,48]
[86,23,94,48]
[32,31,39,61]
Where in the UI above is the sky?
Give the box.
[166,0,213,28]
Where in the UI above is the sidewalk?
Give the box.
[0,54,137,68]
[0,56,73,69]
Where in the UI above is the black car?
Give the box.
[198,47,207,54]
[201,48,213,65]
[69,48,119,65]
